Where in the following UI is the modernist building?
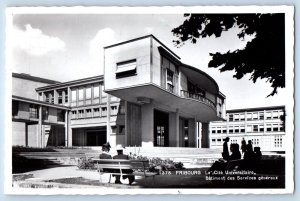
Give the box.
[209,106,285,152]
[12,35,226,149]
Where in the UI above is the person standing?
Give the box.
[222,137,230,161]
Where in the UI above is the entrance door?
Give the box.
[86,130,106,146]
[154,110,169,147]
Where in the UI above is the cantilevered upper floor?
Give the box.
[104,35,226,122]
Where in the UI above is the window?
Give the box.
[78,88,84,101]
[78,88,84,106]
[234,114,239,121]
[29,104,38,119]
[116,59,137,78]
[273,111,279,119]
[253,125,258,132]
[240,114,245,121]
[166,69,174,93]
[259,112,264,120]
[93,84,100,104]
[86,87,92,100]
[252,113,258,120]
[71,111,77,119]
[57,109,65,122]
[234,126,239,133]
[101,107,107,116]
[266,112,272,119]
[58,91,63,104]
[247,125,252,132]
[71,89,77,106]
[111,106,118,115]
[274,135,283,147]
[259,125,264,132]
[247,113,252,121]
[42,107,49,120]
[93,108,100,117]
[86,109,92,118]
[229,126,234,133]
[111,126,117,133]
[64,90,68,103]
[229,114,233,121]
[78,110,84,118]
[45,93,50,103]
[212,129,216,134]
[240,126,245,133]
[266,124,272,132]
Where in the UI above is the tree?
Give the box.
[172,14,285,96]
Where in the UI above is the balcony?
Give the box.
[180,90,216,109]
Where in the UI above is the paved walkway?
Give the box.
[13,166,210,188]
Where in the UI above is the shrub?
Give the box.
[77,157,96,170]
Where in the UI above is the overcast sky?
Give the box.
[10,13,287,109]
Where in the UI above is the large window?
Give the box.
[116,59,137,78]
[78,87,84,106]
[85,86,92,105]
[93,84,100,104]
[71,89,77,106]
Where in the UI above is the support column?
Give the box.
[201,123,209,148]
[65,110,68,147]
[65,110,72,147]
[175,109,180,147]
[141,103,154,147]
[188,118,197,147]
[124,101,128,146]
[25,123,28,147]
[38,106,43,148]
[106,94,111,145]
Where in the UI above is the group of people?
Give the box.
[99,142,135,185]
[208,137,262,172]
[222,137,262,162]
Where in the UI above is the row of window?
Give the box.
[228,110,284,122]
[211,136,283,148]
[42,83,110,106]
[28,104,65,122]
[211,123,284,134]
[71,105,124,119]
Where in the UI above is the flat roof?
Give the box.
[227,105,285,113]
[13,95,71,110]
[36,75,104,92]
[104,34,181,60]
[13,73,59,84]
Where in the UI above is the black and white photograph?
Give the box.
[5,6,294,194]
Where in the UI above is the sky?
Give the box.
[10,13,287,110]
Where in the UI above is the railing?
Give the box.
[180,90,216,108]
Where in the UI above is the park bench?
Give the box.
[91,159,158,184]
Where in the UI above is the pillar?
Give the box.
[25,123,28,147]
[201,123,209,148]
[141,103,154,147]
[38,106,43,148]
[106,94,111,145]
[65,110,72,147]
[175,109,180,147]
[188,118,197,147]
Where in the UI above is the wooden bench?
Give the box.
[91,159,158,184]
